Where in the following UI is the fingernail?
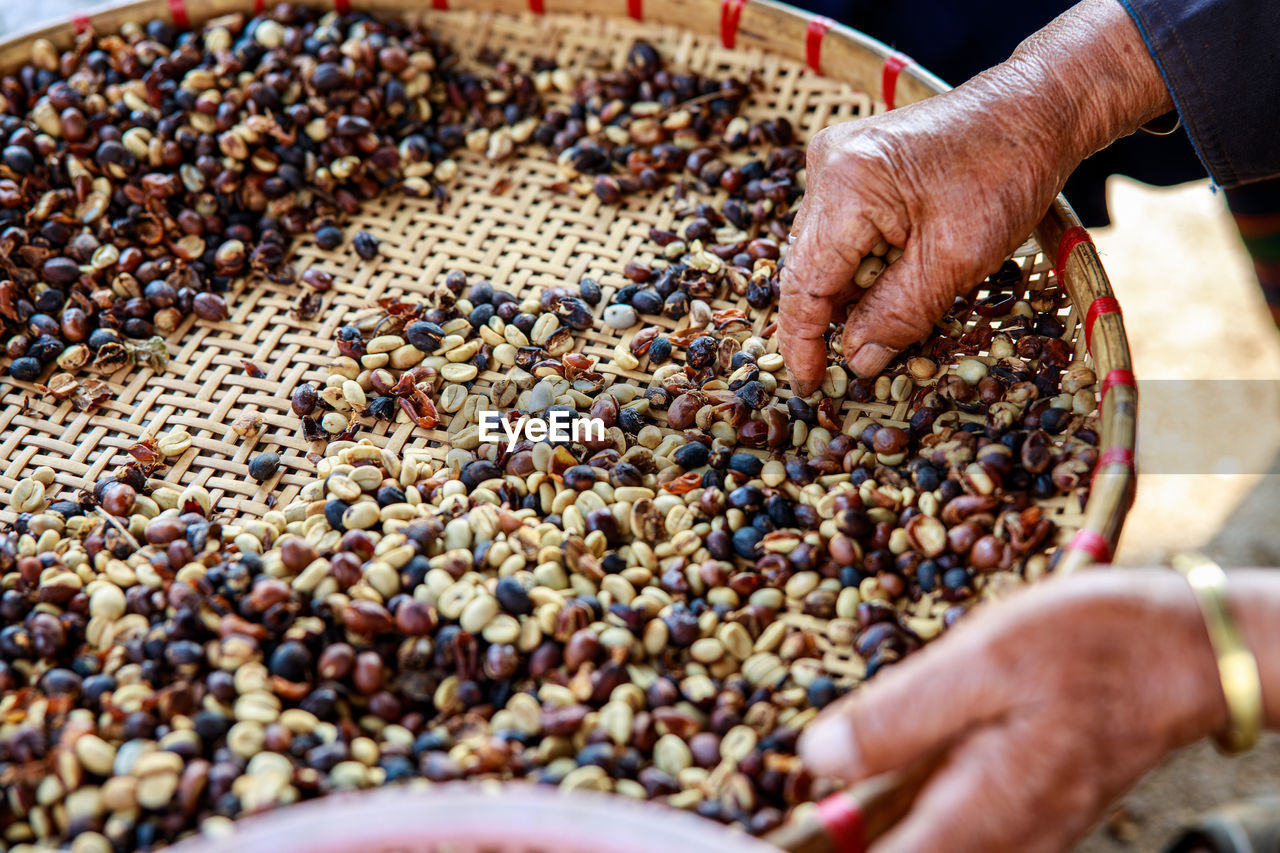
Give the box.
[849,342,896,379]
[799,716,861,778]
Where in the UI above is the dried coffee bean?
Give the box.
[192,293,228,322]
[686,336,717,370]
[248,451,280,483]
[353,231,380,260]
[8,357,39,381]
[292,384,318,417]
[673,442,709,469]
[578,278,602,305]
[315,225,343,250]
[554,297,594,330]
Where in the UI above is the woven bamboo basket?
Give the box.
[0,2,1135,629]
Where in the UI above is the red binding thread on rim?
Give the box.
[816,795,867,853]
[70,12,92,34]
[1097,447,1135,469]
[1055,225,1092,278]
[253,0,265,13]
[334,0,351,12]
[720,0,746,49]
[627,0,643,20]
[431,0,449,9]
[1083,296,1122,354]
[1068,529,1112,563]
[805,17,832,74]
[529,0,545,13]
[1092,446,1135,487]
[1099,368,1136,404]
[881,52,911,110]
[167,0,189,29]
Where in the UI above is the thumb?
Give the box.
[841,245,961,379]
[798,631,1004,782]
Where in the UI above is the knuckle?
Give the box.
[856,259,957,344]
[913,276,956,321]
[777,263,806,298]
[783,306,828,337]
[808,125,864,176]
[806,218,869,285]
[866,290,929,343]
[778,255,801,284]
[806,126,834,168]
[819,141,852,176]
[927,233,1003,297]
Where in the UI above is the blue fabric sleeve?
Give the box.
[1119,0,1280,188]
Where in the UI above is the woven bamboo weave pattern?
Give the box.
[0,6,1102,576]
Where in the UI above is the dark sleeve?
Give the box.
[1119,0,1280,188]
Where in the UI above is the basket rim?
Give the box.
[164,784,782,853]
[0,0,1136,568]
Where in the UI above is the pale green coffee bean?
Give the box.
[441,363,478,383]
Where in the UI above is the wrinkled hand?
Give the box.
[798,571,1228,853]
[779,87,1070,394]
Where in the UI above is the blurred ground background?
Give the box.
[1079,177,1280,851]
[1101,179,1280,571]
[3,2,1280,850]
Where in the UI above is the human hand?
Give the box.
[798,570,1228,853]
[777,0,1174,395]
[777,86,1070,394]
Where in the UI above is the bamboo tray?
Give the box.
[0,0,1135,574]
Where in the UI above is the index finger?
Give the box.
[777,283,834,396]
[784,194,880,303]
[779,199,880,393]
